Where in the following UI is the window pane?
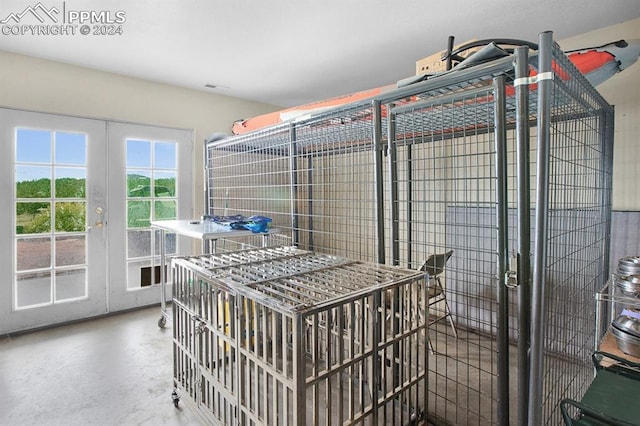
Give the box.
[16,129,51,163]
[126,139,151,168]
[55,202,86,232]
[128,200,151,228]
[128,230,151,258]
[155,232,176,256]
[56,235,86,266]
[127,171,151,197]
[16,202,51,234]
[55,132,86,165]
[16,237,51,270]
[16,271,52,308]
[154,142,176,169]
[154,200,176,220]
[55,269,87,301]
[155,171,176,197]
[15,166,51,198]
[55,167,86,198]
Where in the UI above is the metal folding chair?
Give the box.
[420,250,458,353]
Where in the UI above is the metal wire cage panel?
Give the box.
[171,246,428,425]
[386,40,613,424]
[206,103,381,263]
[388,83,506,425]
[534,41,614,424]
[205,126,293,240]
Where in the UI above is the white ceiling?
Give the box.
[1,0,639,107]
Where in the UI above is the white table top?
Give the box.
[151,219,279,240]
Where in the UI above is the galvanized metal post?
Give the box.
[289,124,300,246]
[388,105,400,266]
[514,45,532,426]
[373,100,386,264]
[528,31,554,426]
[600,107,615,282]
[494,75,510,425]
[386,105,401,390]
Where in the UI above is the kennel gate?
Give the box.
[203,32,614,425]
[171,246,428,425]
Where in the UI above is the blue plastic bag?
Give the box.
[204,214,272,233]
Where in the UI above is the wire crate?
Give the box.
[171,246,428,425]
[203,32,615,424]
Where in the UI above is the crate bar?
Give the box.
[514,45,532,426]
[238,274,425,321]
[528,31,553,426]
[494,75,510,425]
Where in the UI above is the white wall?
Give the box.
[559,17,640,211]
[1,17,638,213]
[0,50,278,216]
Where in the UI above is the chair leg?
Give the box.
[444,298,458,338]
[437,277,458,339]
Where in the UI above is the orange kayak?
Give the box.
[232,40,639,135]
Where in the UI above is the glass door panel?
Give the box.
[0,109,107,334]
[107,123,192,311]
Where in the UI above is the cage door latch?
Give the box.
[505,253,518,288]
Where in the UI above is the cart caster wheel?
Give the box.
[172,390,179,408]
[158,316,167,328]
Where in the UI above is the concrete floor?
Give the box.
[0,306,201,426]
[0,304,579,425]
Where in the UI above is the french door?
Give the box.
[0,109,108,333]
[107,122,192,311]
[0,109,192,333]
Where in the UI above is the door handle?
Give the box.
[88,207,106,231]
[87,220,105,231]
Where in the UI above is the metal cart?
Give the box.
[151,219,280,328]
[171,246,428,425]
